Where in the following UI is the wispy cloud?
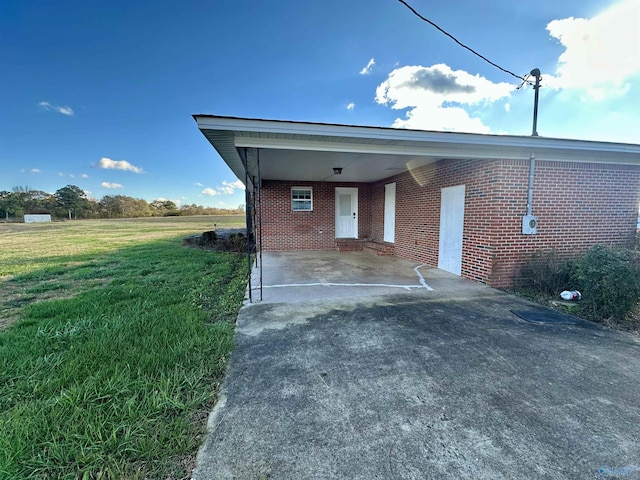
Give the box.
[39,101,74,116]
[31,168,41,173]
[201,179,244,197]
[375,63,513,133]
[96,157,143,174]
[545,0,640,99]
[194,182,204,187]
[81,173,89,178]
[346,102,355,111]
[101,182,123,189]
[360,58,375,75]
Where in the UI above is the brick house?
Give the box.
[194,115,640,288]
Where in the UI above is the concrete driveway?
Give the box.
[192,252,640,479]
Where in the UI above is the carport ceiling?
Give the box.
[245,148,436,183]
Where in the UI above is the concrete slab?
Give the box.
[193,281,640,479]
[247,251,488,304]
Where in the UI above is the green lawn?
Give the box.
[0,216,247,479]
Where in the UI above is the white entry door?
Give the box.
[335,187,358,238]
[384,182,396,243]
[438,185,465,275]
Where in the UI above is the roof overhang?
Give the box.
[194,114,640,187]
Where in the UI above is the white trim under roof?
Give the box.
[194,114,640,184]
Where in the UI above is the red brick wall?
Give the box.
[370,158,640,287]
[489,160,640,287]
[260,180,371,251]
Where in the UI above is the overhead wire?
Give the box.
[396,0,529,83]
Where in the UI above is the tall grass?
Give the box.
[0,217,247,479]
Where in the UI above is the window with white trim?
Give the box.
[291,187,313,211]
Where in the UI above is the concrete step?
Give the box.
[335,239,364,252]
[362,241,395,256]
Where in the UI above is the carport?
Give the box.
[194,114,640,294]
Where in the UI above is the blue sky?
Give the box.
[2,0,638,208]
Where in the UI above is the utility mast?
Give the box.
[530,68,541,137]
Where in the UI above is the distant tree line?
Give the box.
[0,185,245,221]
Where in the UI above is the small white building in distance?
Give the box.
[24,214,52,223]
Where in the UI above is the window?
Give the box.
[291,187,312,211]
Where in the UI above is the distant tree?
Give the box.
[1,187,54,219]
[99,195,151,218]
[150,199,178,216]
[99,195,121,218]
[0,190,22,220]
[129,198,152,217]
[55,185,89,219]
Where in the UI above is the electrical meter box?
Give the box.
[522,215,538,235]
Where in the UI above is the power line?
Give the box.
[396,0,528,83]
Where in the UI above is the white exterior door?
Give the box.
[438,185,465,275]
[335,187,358,238]
[384,182,396,243]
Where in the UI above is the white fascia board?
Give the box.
[196,115,525,147]
[233,136,531,160]
[234,137,640,164]
[194,115,640,162]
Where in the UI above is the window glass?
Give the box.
[339,194,351,216]
[292,188,312,211]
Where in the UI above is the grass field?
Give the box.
[0,216,247,479]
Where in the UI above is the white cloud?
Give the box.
[375,63,514,132]
[218,179,244,194]
[346,102,355,111]
[81,173,89,178]
[504,103,511,112]
[38,101,74,116]
[545,0,640,99]
[101,182,123,189]
[201,179,245,197]
[97,157,143,174]
[360,58,375,75]
[194,182,204,186]
[31,168,41,173]
[69,174,75,178]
